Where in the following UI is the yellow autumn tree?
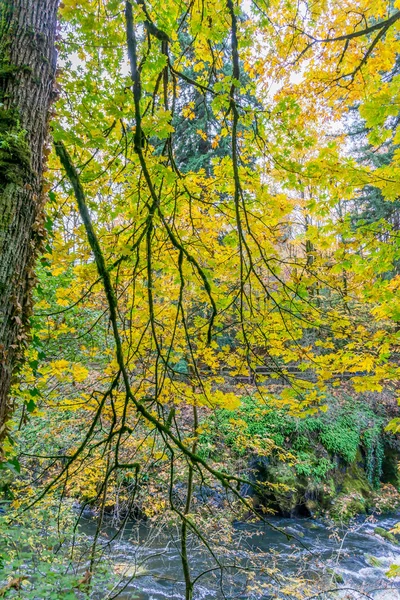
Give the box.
[4,1,400,598]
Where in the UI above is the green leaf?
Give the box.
[1,458,20,474]
[26,399,36,413]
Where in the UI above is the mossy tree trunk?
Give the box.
[0,0,59,449]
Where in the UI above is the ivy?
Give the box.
[363,428,385,488]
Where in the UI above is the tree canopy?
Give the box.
[1,1,400,598]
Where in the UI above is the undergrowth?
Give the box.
[200,395,387,487]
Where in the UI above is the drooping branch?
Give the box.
[125,0,217,344]
[313,10,400,43]
[290,9,400,73]
[54,139,302,552]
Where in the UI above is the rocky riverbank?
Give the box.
[199,393,400,521]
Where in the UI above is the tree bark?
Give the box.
[0,0,59,448]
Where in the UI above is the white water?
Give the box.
[83,512,400,599]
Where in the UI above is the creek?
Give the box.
[81,512,400,600]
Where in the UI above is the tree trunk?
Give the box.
[0,0,59,448]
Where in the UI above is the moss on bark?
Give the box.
[0,107,32,186]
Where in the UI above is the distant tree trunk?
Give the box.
[0,0,59,449]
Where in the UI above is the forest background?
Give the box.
[1,0,400,598]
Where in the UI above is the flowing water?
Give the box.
[83,513,400,600]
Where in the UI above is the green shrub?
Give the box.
[0,501,115,599]
[318,416,360,463]
[294,452,334,480]
[201,395,387,488]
